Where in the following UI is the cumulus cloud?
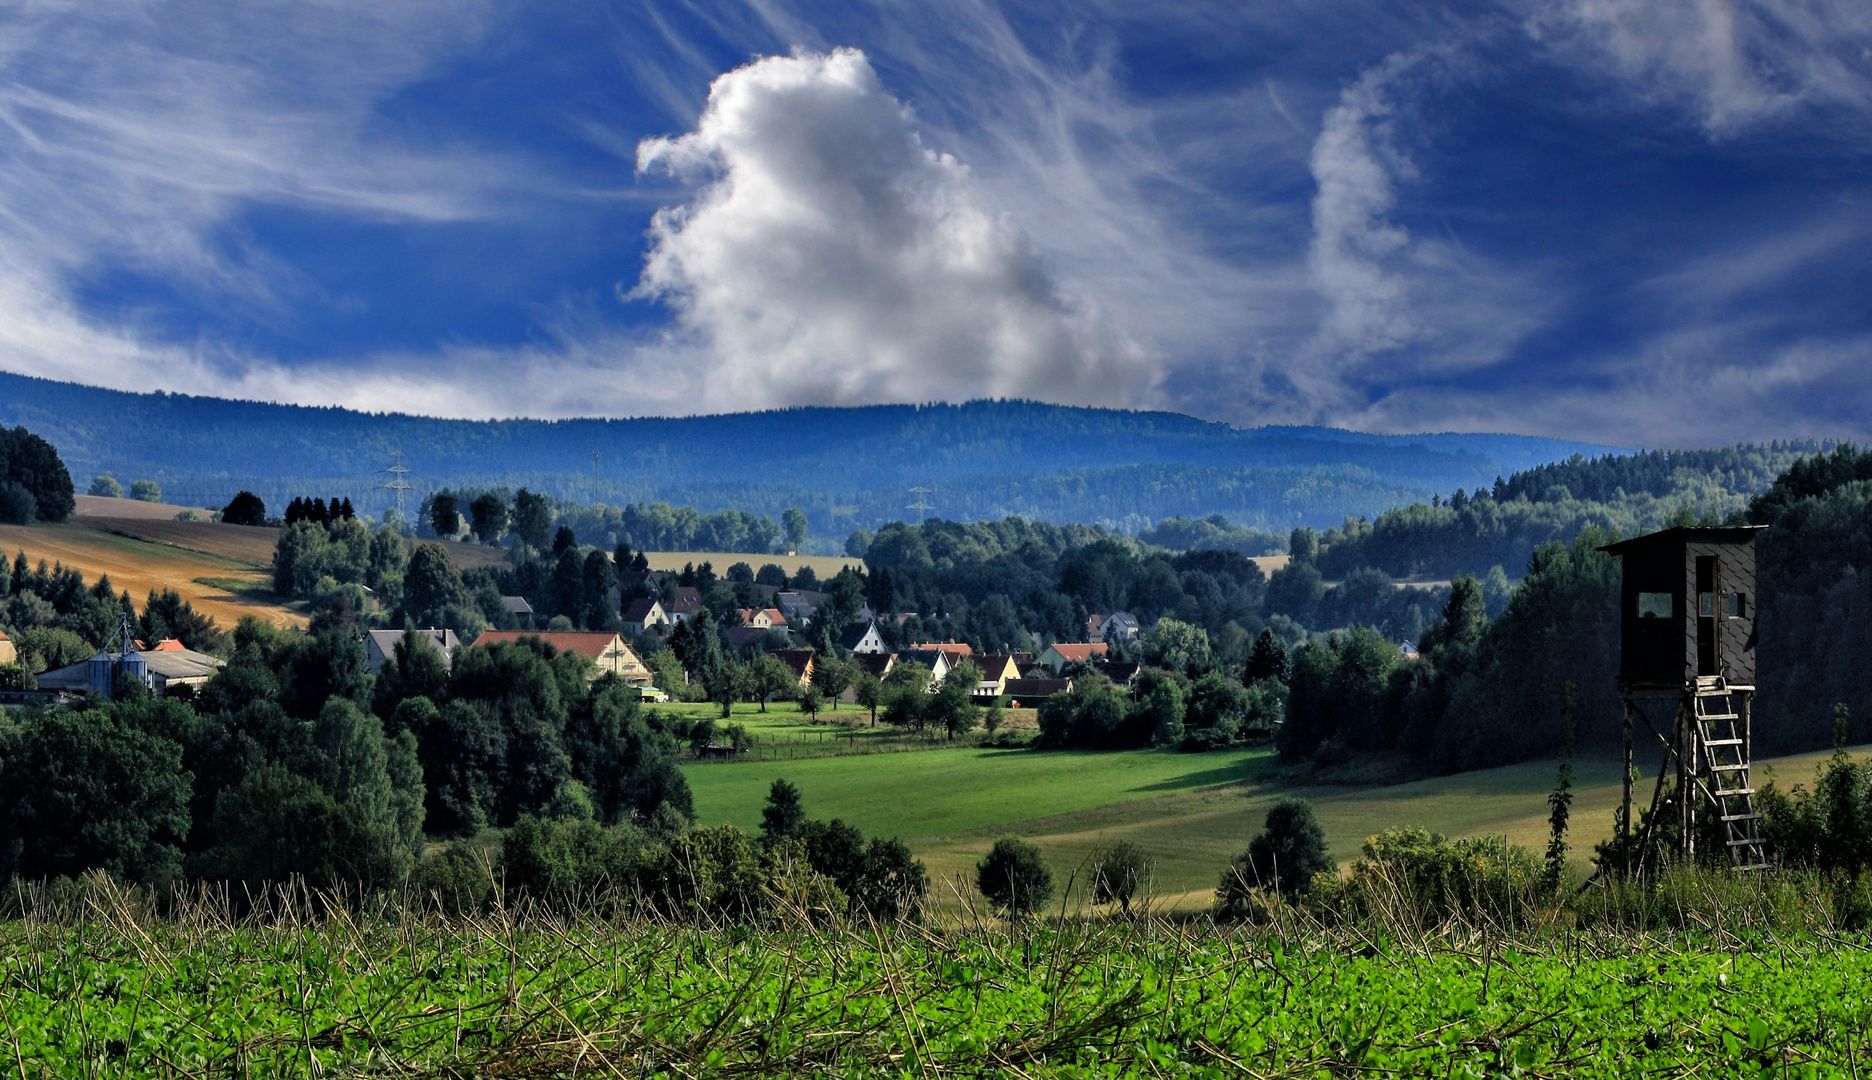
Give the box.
[629,47,1162,410]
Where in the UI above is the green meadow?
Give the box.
[683,742,1854,908]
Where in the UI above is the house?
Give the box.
[364,628,459,676]
[1002,677,1072,704]
[972,653,1022,698]
[0,630,18,667]
[769,649,816,687]
[36,646,224,699]
[775,590,828,624]
[500,596,535,628]
[470,630,653,685]
[850,651,896,680]
[739,608,789,630]
[666,587,706,624]
[621,598,669,632]
[1036,642,1109,673]
[1088,611,1140,643]
[898,648,953,686]
[1398,640,1420,661]
[916,642,973,666]
[837,620,887,654]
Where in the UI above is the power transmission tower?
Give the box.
[383,451,412,517]
[593,451,601,501]
[906,486,935,515]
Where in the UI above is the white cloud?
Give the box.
[629,47,1163,410]
[1297,46,1556,416]
[1528,0,1872,135]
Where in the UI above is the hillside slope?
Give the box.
[1,373,1618,535]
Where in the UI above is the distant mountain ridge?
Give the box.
[0,371,1621,541]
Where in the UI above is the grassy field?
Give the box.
[685,741,1855,909]
[12,886,1872,1078]
[0,522,301,629]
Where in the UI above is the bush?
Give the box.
[499,815,657,906]
[976,836,1054,918]
[88,474,123,498]
[1219,798,1333,911]
[130,480,162,503]
[1091,841,1151,914]
[412,840,495,915]
[1311,827,1543,928]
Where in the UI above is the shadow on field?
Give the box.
[1129,762,1250,793]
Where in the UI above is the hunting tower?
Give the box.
[1600,526,1767,872]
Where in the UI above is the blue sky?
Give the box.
[1,0,1868,445]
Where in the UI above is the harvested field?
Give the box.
[0,523,300,628]
[641,551,861,577]
[82,517,280,567]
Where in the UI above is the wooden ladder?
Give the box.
[1694,684,1768,871]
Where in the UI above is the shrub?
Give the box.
[1219,798,1333,911]
[88,474,123,499]
[499,815,657,906]
[1313,827,1543,928]
[976,836,1054,918]
[129,479,162,503]
[412,840,495,915]
[1092,841,1151,914]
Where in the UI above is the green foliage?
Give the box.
[1091,841,1151,914]
[220,491,266,527]
[0,426,75,522]
[1138,515,1284,556]
[1034,675,1137,749]
[404,543,472,630]
[129,479,161,502]
[1140,617,1212,675]
[1245,627,1289,683]
[499,815,657,904]
[760,778,805,845]
[976,835,1054,918]
[0,704,191,885]
[14,886,1872,1076]
[88,473,123,498]
[1757,737,1872,876]
[430,492,461,538]
[1312,827,1543,927]
[0,482,35,526]
[1219,798,1333,908]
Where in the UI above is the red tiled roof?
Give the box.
[915,641,973,660]
[1046,643,1108,663]
[150,639,187,651]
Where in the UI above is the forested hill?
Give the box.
[0,372,1616,539]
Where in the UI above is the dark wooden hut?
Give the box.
[1600,525,1764,689]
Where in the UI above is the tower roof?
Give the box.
[1598,525,1765,555]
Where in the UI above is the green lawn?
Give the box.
[681,746,1268,839]
[684,741,1863,911]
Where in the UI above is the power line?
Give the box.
[906,486,935,515]
[383,451,412,516]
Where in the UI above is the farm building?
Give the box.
[471,630,654,686]
[364,629,459,676]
